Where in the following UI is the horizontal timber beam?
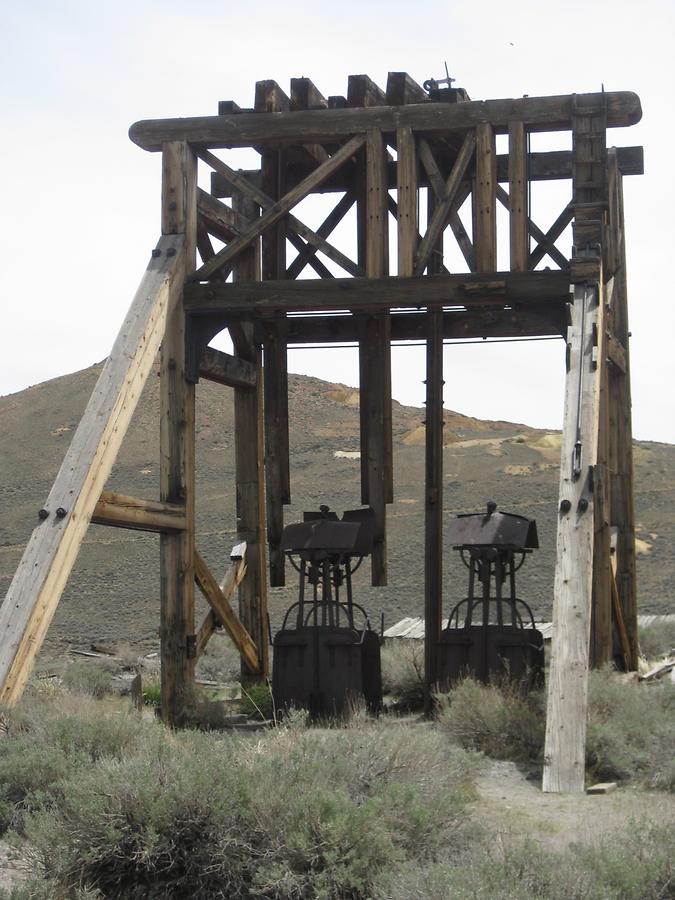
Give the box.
[281,307,566,343]
[92,491,186,532]
[199,347,257,388]
[210,146,643,197]
[130,92,641,150]
[184,270,571,315]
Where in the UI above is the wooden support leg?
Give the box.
[233,192,268,683]
[424,308,444,712]
[160,141,197,726]
[606,155,638,669]
[264,316,290,587]
[361,128,391,584]
[543,269,606,793]
[590,310,612,667]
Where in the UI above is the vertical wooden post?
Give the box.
[475,122,497,272]
[160,141,197,726]
[257,81,290,589]
[591,307,612,667]
[233,192,269,683]
[606,154,638,667]
[397,126,417,277]
[543,268,606,793]
[361,128,391,584]
[508,121,528,272]
[424,307,444,711]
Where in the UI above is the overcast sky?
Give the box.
[2,0,673,442]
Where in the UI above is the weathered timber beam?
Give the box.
[606,331,627,373]
[199,148,363,277]
[291,77,328,110]
[210,146,644,197]
[286,191,355,279]
[387,72,429,106]
[282,307,566,343]
[184,270,570,314]
[199,347,257,388]
[194,549,259,672]
[194,135,365,280]
[195,544,249,658]
[415,130,476,274]
[130,92,641,150]
[92,491,186,532]
[0,236,185,705]
[496,185,570,269]
[197,189,248,241]
[348,74,386,107]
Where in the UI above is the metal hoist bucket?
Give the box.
[438,501,545,690]
[271,505,383,718]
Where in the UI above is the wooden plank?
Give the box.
[284,306,565,343]
[359,131,394,585]
[198,150,364,276]
[92,491,186,532]
[210,146,644,199]
[591,317,613,668]
[418,140,474,270]
[160,141,197,727]
[424,307,444,710]
[199,347,257,389]
[263,316,291,586]
[232,192,269,679]
[194,550,258,671]
[197,189,248,242]
[475,123,497,272]
[529,203,574,269]
[185,269,571,313]
[606,156,638,669]
[290,77,328,110]
[286,191,355,279]
[543,274,606,793]
[496,185,569,270]
[130,91,643,150]
[415,131,476,274]
[348,75,386,107]
[254,79,290,113]
[387,72,428,106]
[508,121,528,271]
[0,235,185,705]
[396,126,417,277]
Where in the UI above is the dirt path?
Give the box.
[0,840,30,893]
[473,760,675,853]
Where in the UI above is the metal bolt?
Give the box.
[559,499,572,514]
[167,247,176,257]
[578,498,589,512]
[56,507,67,519]
[151,248,162,258]
[38,508,49,520]
[169,201,177,212]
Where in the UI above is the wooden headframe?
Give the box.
[0,75,642,790]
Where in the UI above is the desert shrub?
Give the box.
[0,692,149,836]
[24,720,478,899]
[437,678,545,765]
[195,635,241,683]
[141,678,161,708]
[586,667,675,790]
[60,661,114,698]
[380,640,425,710]
[240,681,274,720]
[373,822,675,899]
[639,619,675,660]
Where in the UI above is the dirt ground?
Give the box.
[474,759,675,853]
